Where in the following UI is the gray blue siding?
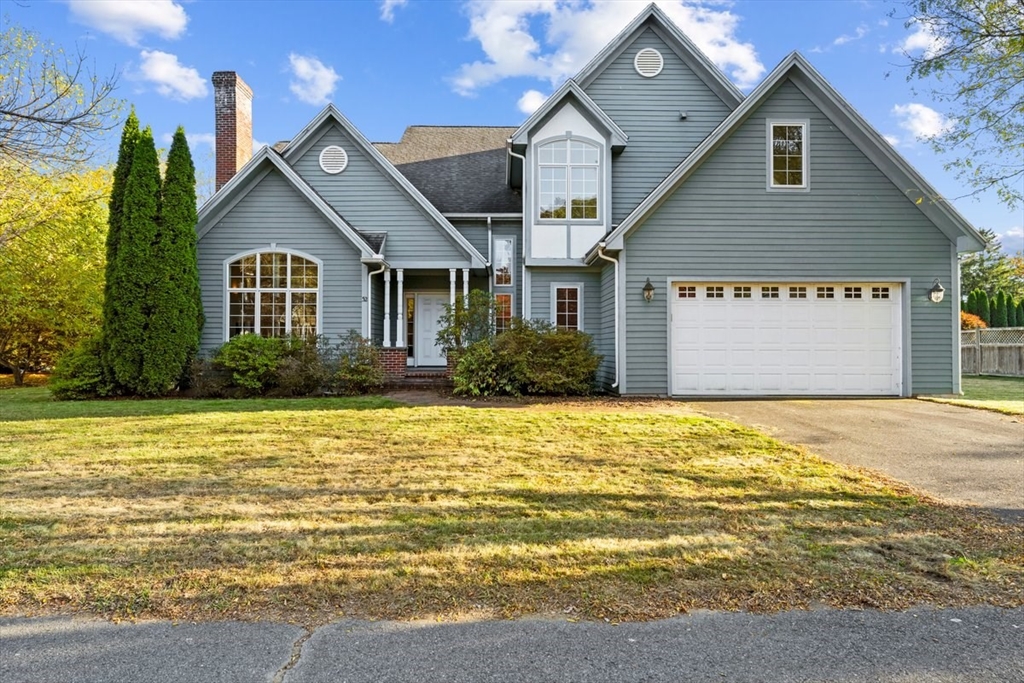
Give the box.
[585,28,734,224]
[197,169,363,353]
[292,124,468,263]
[598,263,616,391]
[622,79,956,395]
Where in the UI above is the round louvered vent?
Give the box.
[634,48,664,78]
[319,145,348,174]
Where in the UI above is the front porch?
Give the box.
[369,266,487,382]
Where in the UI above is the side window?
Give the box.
[537,139,600,220]
[553,284,582,331]
[227,251,319,339]
[769,121,807,189]
[493,237,514,287]
[495,293,513,334]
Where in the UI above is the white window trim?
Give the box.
[535,135,603,225]
[766,119,809,191]
[222,247,324,341]
[550,282,584,331]
[493,236,515,288]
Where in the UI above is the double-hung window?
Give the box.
[553,284,582,331]
[538,139,599,220]
[492,236,515,333]
[227,251,319,339]
[768,121,807,189]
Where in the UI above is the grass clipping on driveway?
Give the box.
[1,388,1021,624]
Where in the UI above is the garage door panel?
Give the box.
[671,282,902,396]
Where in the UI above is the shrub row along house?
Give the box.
[196,4,983,397]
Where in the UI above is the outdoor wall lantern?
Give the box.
[643,278,655,302]
[928,279,945,303]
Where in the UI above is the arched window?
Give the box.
[226,251,319,338]
[537,138,600,220]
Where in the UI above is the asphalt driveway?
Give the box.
[690,399,1024,522]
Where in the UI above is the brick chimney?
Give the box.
[212,71,253,191]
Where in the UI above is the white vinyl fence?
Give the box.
[961,327,1024,376]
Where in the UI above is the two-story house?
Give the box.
[196,4,982,396]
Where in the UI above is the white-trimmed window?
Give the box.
[493,237,514,287]
[226,251,319,338]
[538,139,600,220]
[553,284,582,331]
[768,121,807,188]
[495,293,513,334]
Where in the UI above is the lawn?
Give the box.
[1,387,1020,625]
[923,375,1024,415]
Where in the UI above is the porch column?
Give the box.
[396,269,404,349]
[449,268,456,306]
[383,268,392,347]
[462,268,469,302]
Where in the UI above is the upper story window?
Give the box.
[538,139,599,221]
[768,121,807,189]
[493,237,514,287]
[227,251,319,339]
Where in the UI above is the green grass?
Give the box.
[923,376,1024,415]
[1,386,1021,624]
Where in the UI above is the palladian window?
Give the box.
[227,251,319,338]
[538,139,599,220]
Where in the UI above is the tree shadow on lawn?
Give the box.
[0,388,402,422]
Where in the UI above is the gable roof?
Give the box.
[575,3,744,108]
[509,80,628,150]
[196,146,376,257]
[374,126,522,214]
[591,51,985,257]
[280,105,488,267]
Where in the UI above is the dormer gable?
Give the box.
[509,81,627,157]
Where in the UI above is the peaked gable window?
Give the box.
[538,139,599,220]
[768,121,807,189]
[227,251,319,339]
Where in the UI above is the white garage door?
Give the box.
[670,283,902,396]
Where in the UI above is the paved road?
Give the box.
[2,607,1022,682]
[690,399,1024,521]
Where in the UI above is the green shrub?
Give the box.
[453,318,601,397]
[212,334,286,394]
[184,357,233,398]
[50,335,114,400]
[329,331,384,395]
[273,336,329,396]
[435,290,497,355]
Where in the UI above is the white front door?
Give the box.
[414,294,448,366]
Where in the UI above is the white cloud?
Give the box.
[997,226,1024,245]
[897,19,947,59]
[288,54,340,106]
[138,50,207,101]
[451,0,764,96]
[67,0,188,46]
[882,134,899,146]
[161,132,216,149]
[892,103,952,140]
[833,24,868,46]
[254,139,270,151]
[380,0,408,23]
[517,89,547,115]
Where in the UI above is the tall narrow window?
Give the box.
[227,251,319,338]
[493,237,514,286]
[769,122,806,188]
[538,139,599,220]
[554,285,582,331]
[495,293,513,334]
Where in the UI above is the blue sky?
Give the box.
[7,0,1021,250]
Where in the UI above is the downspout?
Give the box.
[507,140,527,318]
[487,215,493,296]
[595,242,619,390]
[367,261,385,343]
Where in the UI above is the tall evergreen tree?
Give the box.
[965,290,978,317]
[101,109,139,382]
[104,126,162,394]
[144,126,203,390]
[1009,297,1019,327]
[994,291,1010,327]
[977,290,991,324]
[1017,301,1024,329]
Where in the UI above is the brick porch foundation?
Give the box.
[380,347,408,380]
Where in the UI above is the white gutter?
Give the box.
[487,215,493,296]
[366,260,386,343]
[595,242,619,390]
[507,140,527,318]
